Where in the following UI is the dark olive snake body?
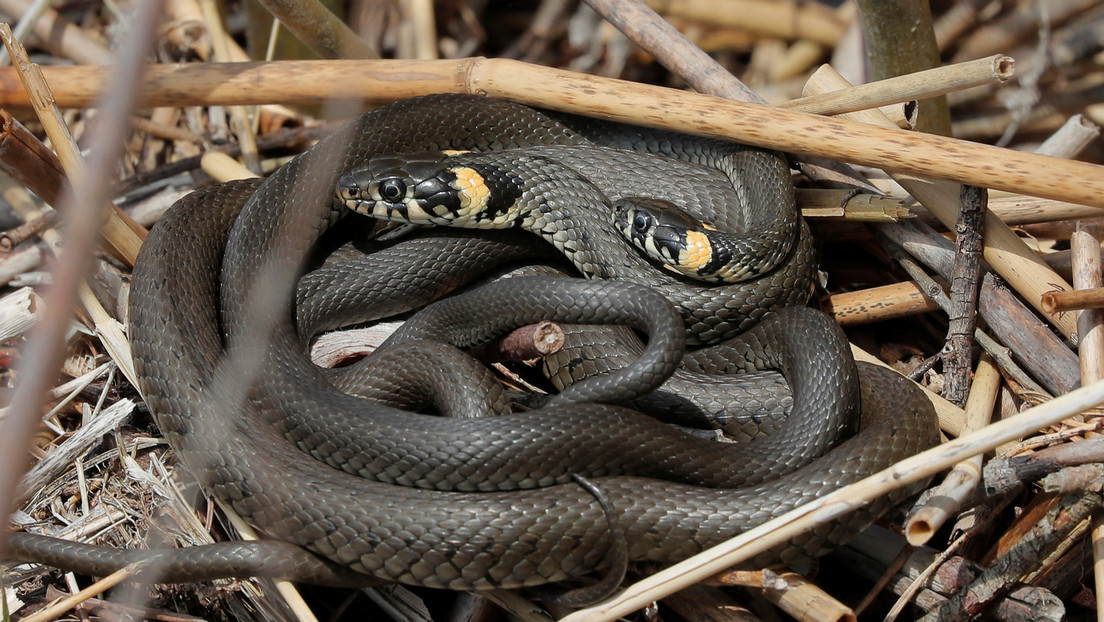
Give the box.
[5,95,938,593]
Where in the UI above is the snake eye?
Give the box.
[632,212,650,231]
[379,178,406,202]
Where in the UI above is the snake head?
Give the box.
[612,197,739,283]
[337,153,464,225]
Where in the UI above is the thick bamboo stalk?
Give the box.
[562,376,1104,622]
[3,58,1101,217]
[803,65,1079,339]
[779,55,1012,116]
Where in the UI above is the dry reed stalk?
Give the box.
[769,39,825,82]
[905,354,999,545]
[199,0,260,172]
[1073,230,1104,383]
[661,584,759,621]
[5,57,1102,220]
[932,0,987,52]
[780,54,1012,116]
[251,0,377,59]
[128,114,203,144]
[951,0,1103,63]
[1037,114,1101,158]
[762,572,855,622]
[561,375,1104,622]
[0,0,112,65]
[825,281,939,326]
[0,109,66,206]
[982,196,1104,226]
[647,0,846,46]
[803,64,1079,340]
[0,110,145,265]
[0,286,41,342]
[1041,288,1104,314]
[404,0,438,60]
[0,244,43,286]
[796,188,911,221]
[0,52,145,265]
[587,0,762,103]
[201,151,260,181]
[856,0,950,136]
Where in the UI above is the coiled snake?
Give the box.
[6,94,939,597]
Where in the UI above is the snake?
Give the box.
[4,94,939,596]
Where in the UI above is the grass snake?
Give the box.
[6,94,939,595]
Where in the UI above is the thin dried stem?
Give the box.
[780,55,1012,116]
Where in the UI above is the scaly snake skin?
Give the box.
[5,95,938,593]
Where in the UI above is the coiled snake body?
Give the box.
[6,95,938,594]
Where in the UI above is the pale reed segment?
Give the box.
[562,375,1104,622]
[801,65,1078,340]
[201,151,261,182]
[796,188,912,221]
[1042,287,1104,314]
[904,354,999,546]
[762,572,856,622]
[1072,230,1104,384]
[647,0,847,46]
[986,195,1104,226]
[780,55,1013,116]
[825,281,939,326]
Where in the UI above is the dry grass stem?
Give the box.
[251,0,378,59]
[1036,114,1100,158]
[781,54,1013,116]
